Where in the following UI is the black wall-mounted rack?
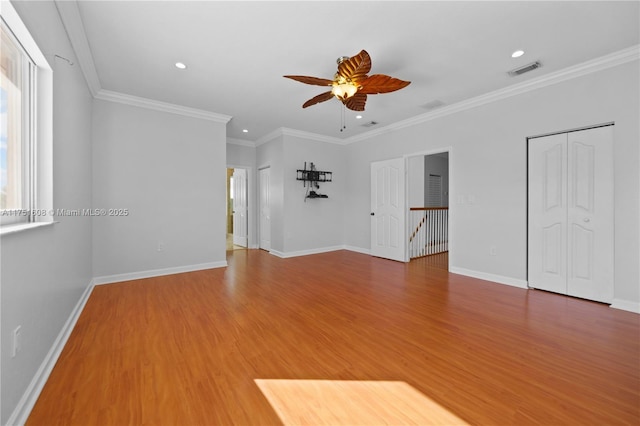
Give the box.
[296,162,332,200]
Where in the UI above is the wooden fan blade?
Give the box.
[343,93,367,111]
[302,91,335,108]
[283,75,334,86]
[337,50,372,84]
[358,74,411,94]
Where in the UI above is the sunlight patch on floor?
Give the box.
[254,379,468,425]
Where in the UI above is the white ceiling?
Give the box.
[67,1,639,143]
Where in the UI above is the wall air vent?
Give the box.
[361,121,379,127]
[508,61,542,77]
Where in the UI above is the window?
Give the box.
[0,2,53,231]
[1,19,35,225]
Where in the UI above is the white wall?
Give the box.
[256,135,285,252]
[92,100,227,279]
[227,143,256,167]
[282,136,346,254]
[1,1,93,423]
[344,61,639,307]
[255,131,347,256]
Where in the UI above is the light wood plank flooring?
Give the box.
[27,250,639,425]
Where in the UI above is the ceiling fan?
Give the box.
[284,50,410,112]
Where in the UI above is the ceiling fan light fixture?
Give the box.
[331,82,358,100]
[284,50,410,111]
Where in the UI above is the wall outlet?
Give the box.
[12,325,21,358]
[157,241,165,252]
[490,246,497,256]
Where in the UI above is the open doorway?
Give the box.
[226,167,248,251]
[407,151,449,269]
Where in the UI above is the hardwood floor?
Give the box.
[27,250,639,425]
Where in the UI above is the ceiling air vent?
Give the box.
[361,121,379,128]
[421,100,445,111]
[508,61,542,77]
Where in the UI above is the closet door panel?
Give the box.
[567,126,614,303]
[528,133,568,294]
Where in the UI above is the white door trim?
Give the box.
[404,147,453,270]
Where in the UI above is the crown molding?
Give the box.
[345,44,640,144]
[95,89,232,123]
[54,0,101,97]
[54,0,232,123]
[255,127,345,147]
[255,128,285,147]
[227,138,256,147]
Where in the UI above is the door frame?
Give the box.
[404,147,453,270]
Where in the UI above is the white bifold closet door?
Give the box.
[528,125,614,303]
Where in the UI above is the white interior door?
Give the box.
[259,167,271,251]
[528,133,568,294]
[371,158,406,262]
[566,126,613,302]
[528,126,613,303]
[232,168,248,247]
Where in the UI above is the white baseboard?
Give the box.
[93,261,227,285]
[269,245,382,258]
[343,245,371,255]
[6,280,95,426]
[449,267,529,289]
[269,245,344,259]
[610,299,640,314]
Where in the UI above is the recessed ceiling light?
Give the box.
[175,62,187,69]
[356,115,363,119]
[511,50,525,58]
[242,129,248,133]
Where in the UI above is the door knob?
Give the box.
[370,212,375,216]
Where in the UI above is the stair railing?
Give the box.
[409,207,448,259]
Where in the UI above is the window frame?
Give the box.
[1,20,36,225]
[0,1,53,233]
